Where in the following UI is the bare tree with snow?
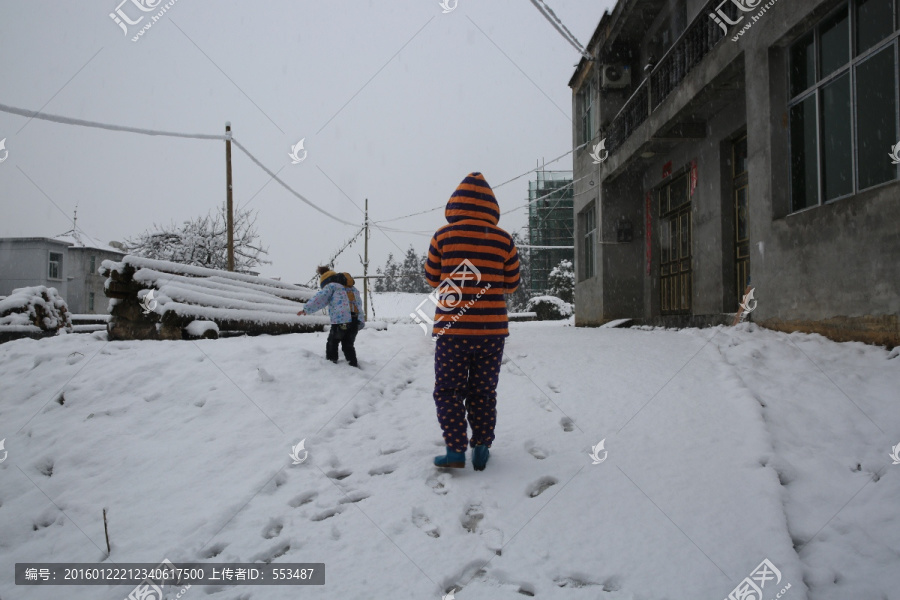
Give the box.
[125,204,270,272]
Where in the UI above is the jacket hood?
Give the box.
[320,271,355,288]
[445,172,499,225]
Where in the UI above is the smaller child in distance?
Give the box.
[298,266,365,367]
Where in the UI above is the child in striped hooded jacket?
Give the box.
[426,172,520,471]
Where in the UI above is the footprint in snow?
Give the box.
[310,507,343,522]
[526,476,558,498]
[560,417,575,432]
[526,444,549,460]
[412,510,441,538]
[461,503,484,533]
[368,464,396,476]
[480,527,504,555]
[338,491,370,504]
[261,518,283,539]
[426,473,451,495]
[257,367,275,382]
[288,491,318,508]
[326,469,352,481]
[200,543,227,559]
[252,542,290,563]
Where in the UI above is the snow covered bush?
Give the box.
[546,259,574,304]
[525,295,573,320]
[0,286,72,333]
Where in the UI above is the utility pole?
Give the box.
[363,198,369,320]
[225,121,234,272]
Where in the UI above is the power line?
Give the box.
[500,175,589,216]
[528,0,593,59]
[493,142,588,189]
[374,143,589,225]
[229,139,359,227]
[0,101,590,236]
[0,102,360,228]
[306,226,366,286]
[0,102,226,141]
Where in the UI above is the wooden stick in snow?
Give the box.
[103,508,111,555]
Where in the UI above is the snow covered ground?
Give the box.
[0,319,898,600]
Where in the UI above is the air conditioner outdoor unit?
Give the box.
[601,65,631,89]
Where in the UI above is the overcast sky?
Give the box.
[0,0,612,283]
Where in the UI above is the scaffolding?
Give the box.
[527,169,574,295]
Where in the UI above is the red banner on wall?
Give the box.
[690,159,698,198]
[662,161,672,179]
[645,191,652,276]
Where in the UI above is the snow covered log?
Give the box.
[99,256,327,340]
[0,286,72,343]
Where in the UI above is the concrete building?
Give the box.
[0,237,125,314]
[527,170,575,295]
[570,0,900,346]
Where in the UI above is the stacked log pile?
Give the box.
[0,286,73,344]
[100,256,328,340]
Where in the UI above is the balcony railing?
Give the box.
[607,81,649,155]
[606,0,732,157]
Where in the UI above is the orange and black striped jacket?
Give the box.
[425,172,520,337]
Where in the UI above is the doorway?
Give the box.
[659,173,692,314]
[733,135,749,298]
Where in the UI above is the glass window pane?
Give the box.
[856,46,899,189]
[790,95,819,211]
[734,136,748,175]
[821,73,853,200]
[660,219,670,264]
[856,0,894,54]
[670,175,689,209]
[670,220,677,260]
[736,187,749,241]
[819,8,849,78]
[790,34,816,97]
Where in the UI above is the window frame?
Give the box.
[579,202,597,281]
[580,79,596,144]
[48,251,63,281]
[786,0,900,213]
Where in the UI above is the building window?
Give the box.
[788,0,899,212]
[89,292,95,312]
[48,252,63,280]
[580,203,596,280]
[580,80,595,144]
[89,255,96,274]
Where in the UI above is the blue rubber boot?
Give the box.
[472,445,490,471]
[434,447,466,469]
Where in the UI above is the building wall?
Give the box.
[639,95,748,317]
[572,0,900,344]
[573,113,605,324]
[600,170,645,319]
[0,239,70,298]
[746,31,900,345]
[67,248,123,314]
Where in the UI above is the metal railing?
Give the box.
[606,0,732,156]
